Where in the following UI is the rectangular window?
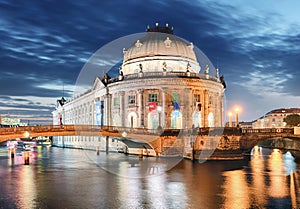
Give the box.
[149,93,158,102]
[193,94,201,102]
[128,95,135,104]
[209,96,213,105]
[114,97,119,106]
[172,93,180,103]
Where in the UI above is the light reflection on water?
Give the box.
[0,146,299,208]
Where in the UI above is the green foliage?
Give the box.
[283,114,300,127]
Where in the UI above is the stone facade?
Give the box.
[52,25,226,151]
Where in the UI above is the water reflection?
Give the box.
[283,151,297,175]
[146,175,168,208]
[17,166,37,208]
[268,149,288,198]
[0,146,299,208]
[250,145,267,206]
[222,170,250,209]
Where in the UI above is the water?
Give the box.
[0,146,299,209]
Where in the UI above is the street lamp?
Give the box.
[23,131,30,138]
[235,107,239,127]
[228,112,233,127]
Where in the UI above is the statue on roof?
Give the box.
[205,64,209,74]
[186,62,191,72]
[162,62,167,71]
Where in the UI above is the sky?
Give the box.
[0,0,300,125]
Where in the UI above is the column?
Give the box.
[104,93,112,126]
[92,100,95,125]
[219,94,223,127]
[203,90,208,127]
[137,89,144,127]
[161,88,166,128]
[215,93,220,127]
[183,88,191,128]
[119,91,125,127]
[221,93,225,127]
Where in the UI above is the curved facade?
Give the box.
[52,24,226,150]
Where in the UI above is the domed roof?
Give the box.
[123,29,197,63]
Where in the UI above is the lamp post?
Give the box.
[235,107,239,127]
[228,112,233,127]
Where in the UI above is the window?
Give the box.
[172,93,180,103]
[209,96,213,105]
[149,93,158,102]
[193,94,201,102]
[114,97,119,107]
[128,95,135,104]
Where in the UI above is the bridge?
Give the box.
[1,125,299,160]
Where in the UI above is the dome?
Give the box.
[123,32,197,62]
[121,25,201,76]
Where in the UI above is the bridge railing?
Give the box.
[0,125,296,138]
[241,128,294,134]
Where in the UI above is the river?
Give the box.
[0,145,299,209]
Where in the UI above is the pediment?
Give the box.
[92,77,106,90]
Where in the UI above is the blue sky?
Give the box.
[0,0,299,124]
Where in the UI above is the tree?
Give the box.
[283,114,300,127]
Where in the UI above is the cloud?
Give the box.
[0,0,299,123]
[235,69,293,97]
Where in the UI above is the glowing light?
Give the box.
[23,131,30,138]
[121,132,127,137]
[235,107,239,113]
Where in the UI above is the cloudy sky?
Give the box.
[0,0,300,124]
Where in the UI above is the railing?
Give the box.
[0,125,296,137]
[116,71,220,82]
[241,128,294,134]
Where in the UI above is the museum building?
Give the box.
[52,24,226,150]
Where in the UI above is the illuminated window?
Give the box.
[128,95,135,104]
[149,93,158,102]
[172,93,180,103]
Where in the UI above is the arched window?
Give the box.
[112,114,121,127]
[147,110,159,129]
[192,111,202,128]
[171,110,182,129]
[208,112,214,127]
[127,112,138,128]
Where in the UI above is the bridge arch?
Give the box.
[0,125,159,156]
[255,137,300,152]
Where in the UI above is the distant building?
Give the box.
[252,108,300,128]
[0,114,27,127]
